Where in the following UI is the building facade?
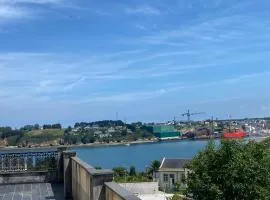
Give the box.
[154,158,191,192]
[153,126,181,140]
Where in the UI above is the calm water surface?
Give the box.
[72,140,219,171]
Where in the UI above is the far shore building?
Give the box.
[154,157,191,192]
[152,125,181,140]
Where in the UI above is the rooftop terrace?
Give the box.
[0,183,64,200]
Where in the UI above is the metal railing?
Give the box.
[0,148,59,173]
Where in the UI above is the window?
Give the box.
[170,174,175,184]
[163,174,168,182]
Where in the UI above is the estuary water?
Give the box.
[72,139,219,171]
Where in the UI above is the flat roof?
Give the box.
[138,193,173,200]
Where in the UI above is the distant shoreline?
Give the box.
[1,136,269,150]
[66,136,217,149]
[67,139,158,149]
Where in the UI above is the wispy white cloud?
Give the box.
[92,9,112,16]
[0,4,29,20]
[74,70,270,104]
[261,105,270,111]
[125,5,161,15]
[224,71,270,84]
[82,89,167,103]
[0,0,79,24]
[0,50,187,100]
[134,24,147,30]
[1,0,270,104]
[192,96,243,105]
[1,47,269,102]
[0,0,61,4]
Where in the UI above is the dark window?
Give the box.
[163,174,168,182]
[170,174,175,184]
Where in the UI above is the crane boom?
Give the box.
[182,109,205,122]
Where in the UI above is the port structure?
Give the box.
[182,109,205,122]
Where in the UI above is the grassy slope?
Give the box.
[20,129,64,145]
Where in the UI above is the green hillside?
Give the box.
[20,129,64,146]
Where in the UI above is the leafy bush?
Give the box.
[186,140,270,200]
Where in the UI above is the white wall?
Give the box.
[120,182,159,195]
[158,170,186,191]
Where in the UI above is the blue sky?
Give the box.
[0,0,270,127]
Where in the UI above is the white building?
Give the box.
[107,127,115,134]
[155,158,191,192]
[120,182,174,200]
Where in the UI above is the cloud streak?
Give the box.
[1,0,270,124]
[0,4,29,20]
[125,5,161,15]
[0,0,62,4]
[0,0,80,24]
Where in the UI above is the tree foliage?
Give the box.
[74,120,125,128]
[113,167,127,177]
[186,140,270,200]
[43,124,62,129]
[147,160,161,178]
[169,194,187,200]
[113,166,151,183]
[150,160,160,172]
[129,166,137,176]
[63,120,154,145]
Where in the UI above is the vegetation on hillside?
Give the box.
[63,121,154,145]
[0,121,155,146]
[20,129,64,146]
[0,124,63,147]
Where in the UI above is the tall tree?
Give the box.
[186,140,270,200]
[150,160,161,172]
[112,167,127,177]
[129,166,137,176]
[148,160,161,178]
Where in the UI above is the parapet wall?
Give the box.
[70,156,113,200]
[0,170,57,184]
[105,182,141,200]
[63,151,141,200]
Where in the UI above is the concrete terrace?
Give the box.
[0,183,64,200]
[0,147,141,200]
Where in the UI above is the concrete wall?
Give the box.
[71,157,91,200]
[105,182,141,200]
[64,153,140,200]
[67,155,113,200]
[106,186,125,200]
[0,171,57,184]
